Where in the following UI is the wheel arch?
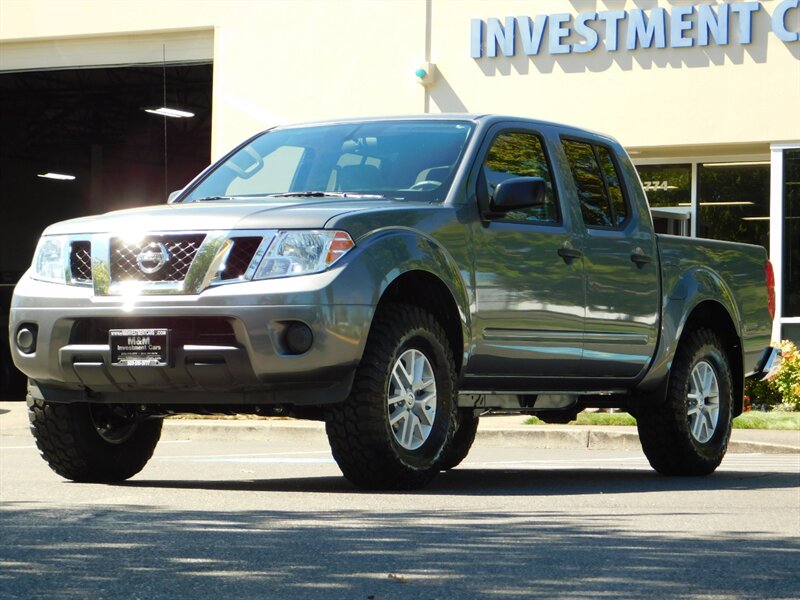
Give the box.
[347,228,471,376]
[635,298,744,416]
[635,263,745,416]
[680,300,744,416]
[377,270,467,374]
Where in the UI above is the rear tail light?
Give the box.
[765,260,776,320]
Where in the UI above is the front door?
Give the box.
[467,127,585,387]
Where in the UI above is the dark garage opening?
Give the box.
[0,62,213,398]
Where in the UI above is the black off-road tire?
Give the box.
[28,394,163,482]
[440,410,479,470]
[325,304,458,490]
[637,328,733,476]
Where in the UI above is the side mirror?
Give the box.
[485,177,546,218]
[167,190,182,204]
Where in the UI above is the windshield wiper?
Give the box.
[189,195,243,202]
[266,191,386,199]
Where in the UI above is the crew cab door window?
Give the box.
[597,146,628,226]
[562,140,628,228]
[482,132,559,224]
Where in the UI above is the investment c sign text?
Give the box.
[470,1,800,58]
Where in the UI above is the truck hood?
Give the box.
[42,197,435,236]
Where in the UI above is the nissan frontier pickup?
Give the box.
[9,115,780,489]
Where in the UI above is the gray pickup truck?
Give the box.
[9,115,779,489]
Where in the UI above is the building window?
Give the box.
[637,164,692,207]
[636,164,692,234]
[783,149,800,318]
[697,162,770,248]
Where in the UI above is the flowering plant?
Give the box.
[771,340,800,410]
[743,340,799,410]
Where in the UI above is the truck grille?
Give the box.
[219,237,262,280]
[69,241,92,283]
[110,234,206,283]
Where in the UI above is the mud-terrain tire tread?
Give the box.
[636,328,733,476]
[440,411,479,470]
[27,394,163,482]
[325,304,457,490]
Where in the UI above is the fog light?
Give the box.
[283,322,313,355]
[16,325,38,354]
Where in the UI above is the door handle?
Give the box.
[630,248,652,267]
[557,243,582,264]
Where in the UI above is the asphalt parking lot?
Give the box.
[2,402,799,600]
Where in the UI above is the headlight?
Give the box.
[32,236,69,284]
[254,230,355,280]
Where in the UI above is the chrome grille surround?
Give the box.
[50,230,276,295]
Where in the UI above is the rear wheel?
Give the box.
[28,393,162,482]
[637,328,733,476]
[325,304,457,490]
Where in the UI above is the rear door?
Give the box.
[560,137,659,379]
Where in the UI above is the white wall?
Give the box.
[1,0,798,156]
[0,0,428,158]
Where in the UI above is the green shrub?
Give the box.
[745,340,800,411]
[772,340,800,410]
[744,377,782,408]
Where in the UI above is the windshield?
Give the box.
[182,120,474,203]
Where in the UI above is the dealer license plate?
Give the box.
[110,328,169,366]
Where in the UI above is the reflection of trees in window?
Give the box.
[563,140,612,227]
[484,132,558,224]
[698,164,769,249]
[485,132,549,181]
[597,147,626,226]
[784,149,800,317]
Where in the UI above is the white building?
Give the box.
[1,0,799,343]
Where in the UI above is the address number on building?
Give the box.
[110,328,169,366]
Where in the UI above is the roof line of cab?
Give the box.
[265,114,619,146]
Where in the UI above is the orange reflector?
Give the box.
[325,231,355,265]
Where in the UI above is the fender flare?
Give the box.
[329,226,472,362]
[635,265,742,399]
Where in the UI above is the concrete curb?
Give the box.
[2,403,798,454]
[155,420,799,454]
[474,427,800,454]
[160,419,327,445]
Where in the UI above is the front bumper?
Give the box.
[9,272,372,406]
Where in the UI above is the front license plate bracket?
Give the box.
[109,328,169,367]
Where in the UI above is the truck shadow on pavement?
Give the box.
[114,467,800,496]
[2,499,798,600]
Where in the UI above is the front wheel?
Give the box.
[637,328,733,476]
[440,410,479,470]
[28,394,163,482]
[325,304,457,490]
